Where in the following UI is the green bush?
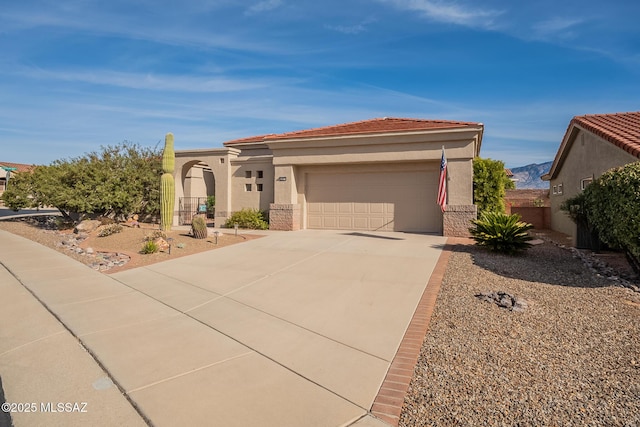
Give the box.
[473,157,515,215]
[224,208,269,230]
[97,223,123,237]
[140,240,159,254]
[469,211,534,255]
[561,162,640,271]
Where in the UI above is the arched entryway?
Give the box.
[178,160,215,225]
[173,147,239,228]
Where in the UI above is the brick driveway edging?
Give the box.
[370,238,469,425]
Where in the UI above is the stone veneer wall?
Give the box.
[269,203,301,231]
[443,205,477,237]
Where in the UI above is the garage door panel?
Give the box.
[338,217,353,228]
[370,203,385,214]
[353,217,369,229]
[369,217,388,230]
[339,204,353,214]
[306,170,439,232]
[353,203,368,214]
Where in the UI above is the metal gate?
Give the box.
[178,197,208,225]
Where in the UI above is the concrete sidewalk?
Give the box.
[0,229,445,426]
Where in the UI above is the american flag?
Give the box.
[437,147,447,212]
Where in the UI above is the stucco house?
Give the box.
[0,162,35,198]
[173,117,484,236]
[542,111,640,244]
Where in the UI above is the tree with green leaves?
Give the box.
[1,142,161,221]
[561,161,640,272]
[473,157,515,215]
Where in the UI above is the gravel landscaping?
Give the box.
[400,241,640,426]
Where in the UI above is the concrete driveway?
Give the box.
[0,229,445,427]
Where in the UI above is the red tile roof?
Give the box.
[572,111,640,158]
[0,162,35,173]
[224,117,482,146]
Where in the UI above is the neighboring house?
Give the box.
[542,111,640,244]
[174,117,484,236]
[0,162,35,198]
[504,168,518,185]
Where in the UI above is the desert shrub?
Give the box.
[145,230,167,241]
[1,142,161,220]
[97,223,123,237]
[97,216,116,225]
[224,208,269,230]
[191,216,208,239]
[140,240,159,254]
[561,162,640,271]
[469,211,533,255]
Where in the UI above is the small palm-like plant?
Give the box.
[469,212,534,255]
[140,240,159,254]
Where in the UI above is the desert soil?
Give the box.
[0,216,261,274]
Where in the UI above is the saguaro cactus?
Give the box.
[160,132,175,231]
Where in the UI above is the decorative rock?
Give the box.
[88,251,131,271]
[475,291,528,312]
[74,220,101,234]
[86,247,94,254]
[154,237,170,252]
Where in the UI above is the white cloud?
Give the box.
[16,67,296,93]
[378,0,502,29]
[245,0,283,15]
[325,17,377,35]
[532,17,583,39]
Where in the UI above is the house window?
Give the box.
[257,183,263,192]
[553,185,557,195]
[557,183,563,194]
[257,170,264,179]
[245,170,252,178]
[245,184,252,191]
[219,158,225,164]
[581,177,593,191]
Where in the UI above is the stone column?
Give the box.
[443,205,477,237]
[269,203,301,231]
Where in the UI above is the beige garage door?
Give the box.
[306,170,440,232]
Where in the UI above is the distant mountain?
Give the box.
[510,161,553,189]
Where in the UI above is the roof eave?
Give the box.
[265,125,484,146]
[546,121,581,180]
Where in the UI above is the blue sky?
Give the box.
[1,0,639,168]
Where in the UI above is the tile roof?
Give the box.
[224,117,482,146]
[572,111,640,158]
[0,162,35,173]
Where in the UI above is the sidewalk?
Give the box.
[0,232,146,427]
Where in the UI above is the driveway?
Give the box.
[0,229,445,426]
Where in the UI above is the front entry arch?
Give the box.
[173,148,240,228]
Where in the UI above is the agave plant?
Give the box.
[469,211,534,255]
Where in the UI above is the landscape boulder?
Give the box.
[154,237,170,252]
[475,291,528,312]
[74,220,101,234]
